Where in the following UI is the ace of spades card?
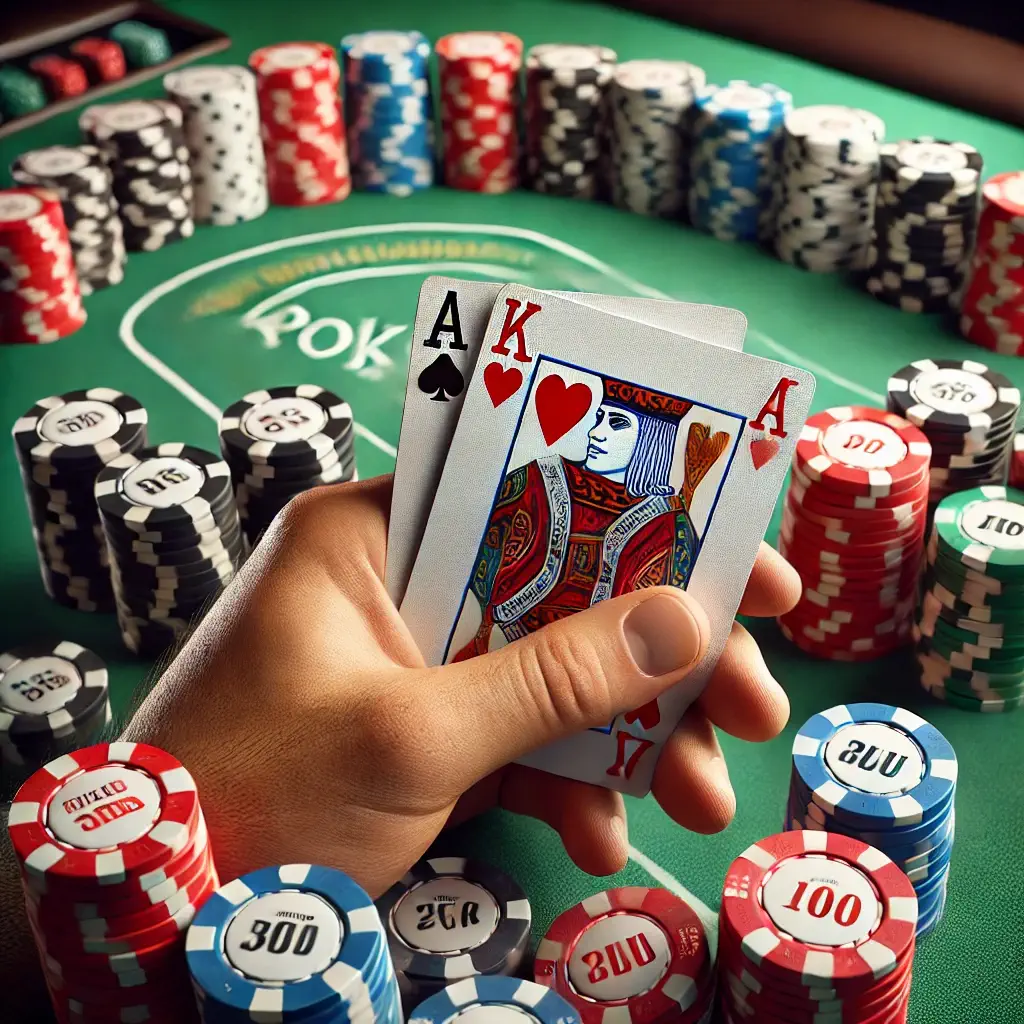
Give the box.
[401,285,815,796]
[386,276,749,605]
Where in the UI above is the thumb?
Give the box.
[433,587,709,788]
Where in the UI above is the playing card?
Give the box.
[386,276,748,604]
[400,285,815,796]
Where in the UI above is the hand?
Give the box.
[123,476,798,896]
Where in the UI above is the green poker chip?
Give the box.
[933,486,1024,579]
[915,630,1024,671]
[918,649,1024,689]
[920,679,1024,713]
[925,614,1024,649]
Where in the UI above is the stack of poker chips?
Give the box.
[787,704,956,938]
[95,443,244,656]
[886,358,1019,505]
[109,19,173,68]
[524,43,617,201]
[249,42,351,207]
[864,137,982,313]
[70,37,128,84]
[415,979,581,1024]
[959,170,1024,355]
[164,65,269,226]
[218,385,356,546]
[342,31,434,196]
[377,857,531,1011]
[13,388,148,610]
[0,187,86,344]
[772,104,884,272]
[187,864,402,1023]
[688,80,792,242]
[916,485,1024,713]
[719,830,918,1022]
[0,643,110,798]
[608,59,706,219]
[778,406,931,661]
[534,886,714,1024]
[7,742,217,1024]
[11,145,127,294]
[80,99,195,252]
[28,55,89,100]
[436,32,522,194]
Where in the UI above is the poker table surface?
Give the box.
[2,1,1023,1020]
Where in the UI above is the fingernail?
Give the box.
[623,593,704,677]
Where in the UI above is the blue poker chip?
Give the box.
[791,703,958,829]
[409,977,582,1024]
[186,864,392,1022]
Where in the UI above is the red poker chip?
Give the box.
[29,55,89,99]
[790,465,928,510]
[783,501,926,548]
[249,41,339,84]
[779,623,911,661]
[534,886,714,1024]
[787,478,929,524]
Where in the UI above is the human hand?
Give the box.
[122,475,799,896]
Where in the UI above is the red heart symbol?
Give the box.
[484,361,523,408]
[535,374,593,446]
[750,435,780,470]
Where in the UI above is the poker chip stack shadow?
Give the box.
[864,137,982,313]
[413,978,582,1024]
[80,99,195,252]
[886,358,1020,506]
[164,65,268,226]
[95,443,244,656]
[916,485,1024,713]
[342,30,434,196]
[778,406,931,661]
[218,385,356,546]
[13,388,149,611]
[0,187,87,344]
[718,830,918,1021]
[0,642,111,797]
[7,742,218,1024]
[187,863,401,1024]
[786,703,956,938]
[608,59,706,219]
[772,104,884,272]
[688,80,792,242]
[524,43,617,201]
[959,170,1024,355]
[11,145,127,294]
[377,857,532,1010]
[436,31,523,194]
[249,42,351,206]
[534,886,715,1024]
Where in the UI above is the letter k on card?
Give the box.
[484,298,541,407]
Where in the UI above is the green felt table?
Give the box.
[2,1,1023,1020]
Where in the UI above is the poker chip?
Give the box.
[0,187,87,344]
[772,105,885,273]
[916,486,1024,712]
[249,42,351,206]
[0,65,48,119]
[959,170,1024,355]
[688,80,792,242]
[608,59,705,218]
[11,145,127,295]
[94,443,244,655]
[7,742,217,1023]
[12,388,149,610]
[187,863,400,1023]
[0,642,110,795]
[413,977,583,1024]
[886,358,1019,503]
[864,138,982,313]
[533,886,715,1024]
[778,406,929,660]
[29,55,89,100]
[718,830,917,1019]
[786,703,955,938]
[342,31,434,196]
[79,100,195,252]
[524,44,617,200]
[109,20,173,69]
[377,857,531,1010]
[436,32,522,194]
[218,385,356,545]
[164,65,268,225]
[70,38,127,84]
